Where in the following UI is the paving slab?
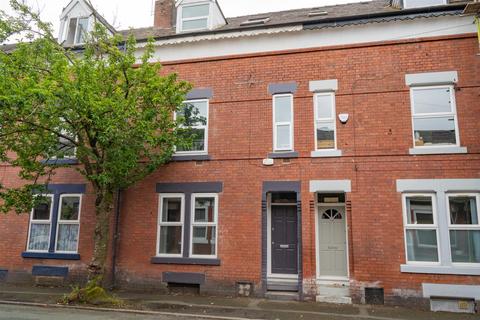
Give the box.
[0,284,477,320]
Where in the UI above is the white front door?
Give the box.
[318,206,348,278]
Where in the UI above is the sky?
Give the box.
[0,0,367,35]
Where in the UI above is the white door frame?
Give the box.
[315,202,350,281]
[267,193,299,280]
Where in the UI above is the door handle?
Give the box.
[328,246,339,250]
[280,244,289,249]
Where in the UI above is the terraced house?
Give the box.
[1,0,479,311]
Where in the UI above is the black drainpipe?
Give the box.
[110,189,122,289]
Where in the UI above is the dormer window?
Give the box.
[403,0,447,9]
[65,17,89,45]
[180,3,210,32]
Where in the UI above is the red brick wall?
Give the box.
[0,167,94,282]
[0,34,479,303]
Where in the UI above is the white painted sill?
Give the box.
[409,146,467,155]
[311,150,342,158]
[401,264,480,276]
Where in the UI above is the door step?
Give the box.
[265,291,300,301]
[316,295,352,304]
[316,280,351,304]
[267,278,298,292]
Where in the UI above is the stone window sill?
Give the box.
[171,154,211,162]
[409,146,467,155]
[400,264,480,276]
[311,150,342,158]
[267,151,299,159]
[22,252,80,260]
[151,257,220,266]
[41,158,78,165]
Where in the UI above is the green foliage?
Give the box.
[0,0,193,213]
[61,277,123,306]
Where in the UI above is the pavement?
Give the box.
[0,284,478,320]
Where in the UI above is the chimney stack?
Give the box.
[154,0,175,28]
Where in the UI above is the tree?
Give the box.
[0,0,194,288]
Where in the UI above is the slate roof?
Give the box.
[119,0,469,42]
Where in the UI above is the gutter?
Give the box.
[302,4,466,29]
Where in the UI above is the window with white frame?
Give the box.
[157,194,184,256]
[57,129,77,159]
[55,195,81,253]
[273,94,294,151]
[402,194,440,263]
[191,194,218,257]
[447,194,480,264]
[175,100,208,154]
[314,92,337,150]
[65,17,89,45]
[180,3,210,32]
[410,86,459,148]
[27,195,54,252]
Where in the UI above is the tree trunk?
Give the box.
[88,189,114,286]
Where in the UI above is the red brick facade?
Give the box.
[0,32,479,305]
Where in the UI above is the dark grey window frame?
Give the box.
[22,184,86,260]
[152,182,223,266]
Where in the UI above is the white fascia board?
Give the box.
[138,15,476,63]
[136,25,303,48]
[60,0,90,19]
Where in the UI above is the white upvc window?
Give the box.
[190,193,218,258]
[157,194,185,257]
[402,194,440,264]
[65,17,89,45]
[410,85,460,149]
[179,3,210,32]
[27,195,54,252]
[175,99,209,154]
[314,92,337,150]
[273,94,294,152]
[55,194,82,253]
[57,128,77,159]
[447,194,480,265]
[403,0,447,9]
